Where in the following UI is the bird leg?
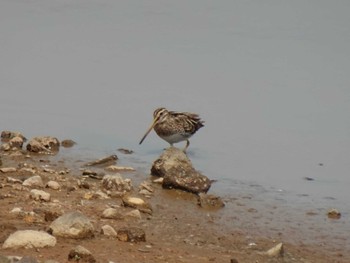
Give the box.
[183,140,190,153]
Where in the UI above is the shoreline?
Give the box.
[0,136,348,262]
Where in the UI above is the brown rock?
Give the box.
[198,193,225,209]
[151,147,211,194]
[68,245,96,263]
[26,136,60,153]
[117,227,146,242]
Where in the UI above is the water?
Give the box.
[1,0,350,253]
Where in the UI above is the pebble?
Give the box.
[30,189,51,202]
[46,181,61,190]
[0,167,17,173]
[23,175,44,188]
[101,225,117,237]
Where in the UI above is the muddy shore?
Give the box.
[0,136,348,262]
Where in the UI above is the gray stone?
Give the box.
[101,208,124,220]
[23,175,44,187]
[2,230,56,249]
[26,136,60,153]
[49,211,94,239]
[101,174,132,193]
[68,245,96,263]
[151,147,211,194]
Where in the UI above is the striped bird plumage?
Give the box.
[139,107,204,151]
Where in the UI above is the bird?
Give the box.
[139,107,204,151]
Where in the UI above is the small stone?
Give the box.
[101,174,132,192]
[61,139,76,148]
[117,227,146,242]
[1,131,26,141]
[122,196,152,215]
[101,225,117,237]
[26,136,60,153]
[49,211,94,239]
[0,167,17,173]
[82,169,97,176]
[0,143,11,151]
[2,230,56,249]
[327,209,341,219]
[117,148,134,154]
[23,175,44,187]
[68,245,96,263]
[124,209,142,220]
[105,165,135,172]
[153,177,163,184]
[7,177,23,184]
[101,208,124,220]
[9,136,24,149]
[46,181,61,190]
[197,193,225,209]
[17,256,39,263]
[266,243,284,257]
[30,189,51,201]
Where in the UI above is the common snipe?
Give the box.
[139,107,204,151]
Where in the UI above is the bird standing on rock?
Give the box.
[139,107,204,152]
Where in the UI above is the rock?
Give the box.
[49,211,94,239]
[30,189,51,201]
[117,227,146,242]
[0,167,17,173]
[68,245,96,263]
[17,256,39,263]
[23,175,44,187]
[198,193,225,209]
[1,131,26,142]
[151,147,211,194]
[9,136,25,149]
[101,208,124,220]
[0,143,11,151]
[26,136,60,153]
[122,196,152,214]
[124,209,142,220]
[84,155,118,167]
[7,177,23,184]
[61,139,76,148]
[117,148,134,154]
[101,225,117,237]
[2,230,56,249]
[327,209,341,219]
[46,181,61,190]
[266,243,284,257]
[105,165,135,172]
[0,255,11,263]
[101,174,132,193]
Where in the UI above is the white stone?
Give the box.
[2,230,56,249]
[101,225,117,237]
[46,181,61,190]
[23,175,44,187]
[30,189,51,201]
[266,243,284,257]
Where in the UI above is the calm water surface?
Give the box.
[1,0,350,252]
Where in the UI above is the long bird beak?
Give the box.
[139,118,157,145]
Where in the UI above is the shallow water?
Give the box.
[1,0,350,253]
